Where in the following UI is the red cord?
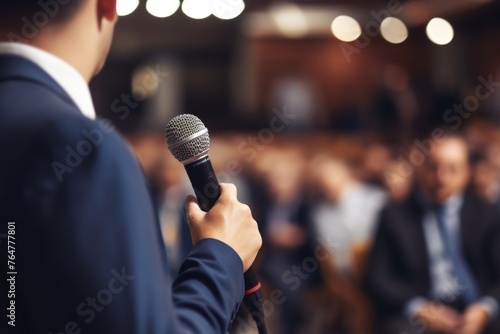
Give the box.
[244,282,262,295]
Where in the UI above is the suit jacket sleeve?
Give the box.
[16,114,243,334]
[362,206,423,315]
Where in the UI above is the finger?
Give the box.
[219,183,237,202]
[444,318,464,332]
[446,319,462,329]
[443,312,461,324]
[442,307,461,320]
[242,204,253,219]
[185,195,205,223]
[454,324,471,334]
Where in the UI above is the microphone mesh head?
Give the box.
[165,114,210,164]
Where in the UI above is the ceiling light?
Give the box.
[331,15,361,42]
[182,0,212,20]
[146,0,180,18]
[270,3,309,38]
[380,17,408,44]
[116,0,140,17]
[426,18,454,45]
[212,0,245,20]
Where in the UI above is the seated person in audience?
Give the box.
[312,155,387,277]
[311,155,386,333]
[383,159,414,201]
[364,135,500,334]
[470,149,500,205]
[259,146,318,334]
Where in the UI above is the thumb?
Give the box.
[185,195,205,224]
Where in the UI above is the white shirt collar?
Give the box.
[0,42,96,120]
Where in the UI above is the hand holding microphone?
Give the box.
[165,114,267,333]
[185,184,261,272]
[165,113,262,271]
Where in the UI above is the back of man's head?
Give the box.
[0,1,84,27]
[1,0,117,83]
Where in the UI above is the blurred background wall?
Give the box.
[91,0,500,135]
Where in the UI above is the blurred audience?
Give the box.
[123,122,500,334]
[210,136,253,205]
[364,135,500,334]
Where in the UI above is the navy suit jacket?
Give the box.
[363,191,500,321]
[0,55,243,334]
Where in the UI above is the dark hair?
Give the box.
[0,0,84,25]
[469,148,489,166]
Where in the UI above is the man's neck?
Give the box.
[1,27,95,83]
[32,37,93,83]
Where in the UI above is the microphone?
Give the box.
[165,114,267,334]
[165,114,218,212]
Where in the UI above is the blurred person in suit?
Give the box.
[310,155,387,333]
[311,155,387,277]
[0,1,261,333]
[470,149,500,205]
[258,146,319,334]
[360,143,393,187]
[364,135,500,334]
[382,159,414,201]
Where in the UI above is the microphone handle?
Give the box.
[244,269,268,334]
[184,156,220,212]
[184,157,267,333]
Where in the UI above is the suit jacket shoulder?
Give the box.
[0,55,244,334]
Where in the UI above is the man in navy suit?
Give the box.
[364,136,500,334]
[0,1,262,333]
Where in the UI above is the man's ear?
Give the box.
[98,0,117,22]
